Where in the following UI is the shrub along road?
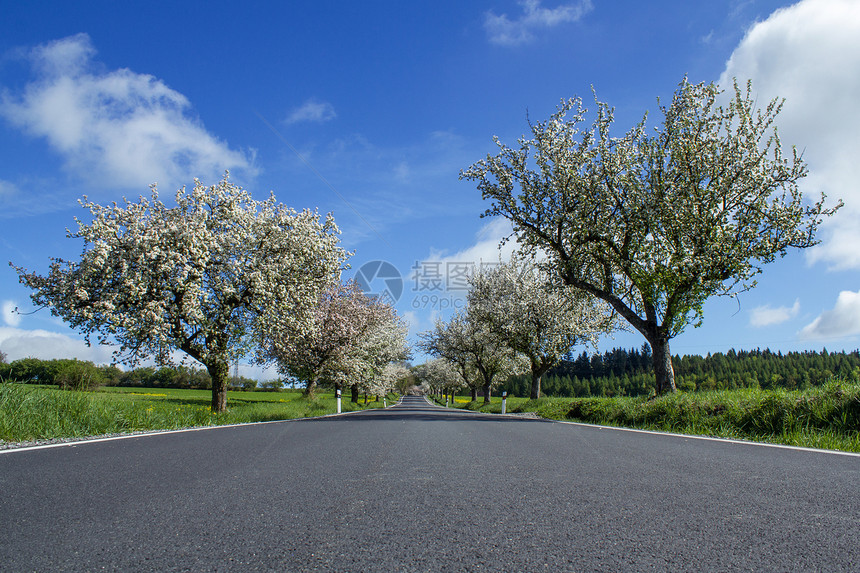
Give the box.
[0,396,857,571]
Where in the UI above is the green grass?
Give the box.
[0,383,397,444]
[440,381,860,453]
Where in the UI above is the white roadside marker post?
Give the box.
[445,395,449,408]
[501,391,508,415]
[336,388,342,414]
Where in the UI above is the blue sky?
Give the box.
[2,0,860,377]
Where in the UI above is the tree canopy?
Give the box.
[420,311,525,403]
[321,300,411,402]
[467,254,616,398]
[414,358,462,399]
[461,78,840,393]
[13,174,348,411]
[267,280,396,398]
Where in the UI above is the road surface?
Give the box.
[1,395,857,571]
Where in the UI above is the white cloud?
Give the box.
[0,179,18,200]
[393,161,410,183]
[749,298,800,327]
[401,219,518,335]
[234,362,280,382]
[285,98,337,124]
[404,221,547,359]
[718,0,860,270]
[799,290,860,340]
[425,217,518,267]
[484,0,593,46]
[400,310,423,337]
[0,327,116,363]
[1,301,21,327]
[0,33,255,193]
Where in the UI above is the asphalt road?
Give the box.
[1,395,858,572]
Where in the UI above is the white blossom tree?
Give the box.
[414,358,463,401]
[319,303,411,403]
[461,78,841,394]
[468,254,617,399]
[360,313,411,400]
[373,362,411,400]
[420,312,525,404]
[419,315,481,401]
[13,174,347,411]
[268,280,388,398]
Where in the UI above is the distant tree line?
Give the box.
[7,346,860,399]
[497,346,860,398]
[0,356,280,392]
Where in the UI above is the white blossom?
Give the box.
[13,173,348,411]
[414,358,462,397]
[266,281,408,398]
[461,78,840,393]
[419,311,526,403]
[467,252,617,398]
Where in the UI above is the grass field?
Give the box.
[0,383,396,445]
[440,380,860,453]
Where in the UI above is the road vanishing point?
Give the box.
[1,395,858,572]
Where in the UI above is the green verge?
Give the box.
[441,381,860,453]
[0,383,397,445]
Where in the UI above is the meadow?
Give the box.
[0,383,394,446]
[442,380,860,453]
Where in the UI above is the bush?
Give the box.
[8,357,46,383]
[55,361,105,391]
[227,376,258,391]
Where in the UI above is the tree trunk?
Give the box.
[530,373,542,400]
[648,336,677,394]
[351,384,360,403]
[207,360,229,412]
[304,379,316,399]
[482,383,491,404]
[470,387,478,401]
[530,361,553,400]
